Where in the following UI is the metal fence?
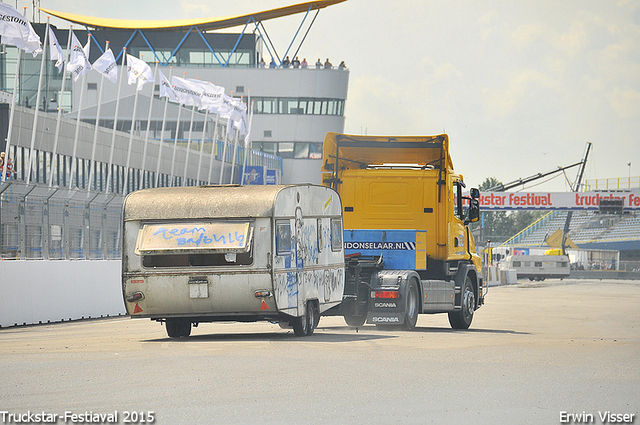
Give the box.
[1,181,123,260]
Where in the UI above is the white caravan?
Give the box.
[122,184,345,337]
[501,254,570,281]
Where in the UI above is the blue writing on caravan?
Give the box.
[154,226,207,239]
[153,227,245,247]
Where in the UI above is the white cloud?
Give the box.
[610,87,640,118]
[179,0,212,16]
[483,69,561,118]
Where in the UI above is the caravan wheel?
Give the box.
[292,306,309,336]
[293,301,317,336]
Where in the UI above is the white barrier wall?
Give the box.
[0,260,125,328]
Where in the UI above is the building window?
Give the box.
[264,130,272,138]
[87,83,97,90]
[252,97,344,116]
[259,142,277,155]
[235,86,244,93]
[278,142,294,158]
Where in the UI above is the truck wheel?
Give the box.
[292,304,310,336]
[403,280,419,331]
[344,315,366,327]
[448,276,475,330]
[166,320,191,338]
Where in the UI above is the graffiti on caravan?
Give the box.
[477,190,640,211]
[135,222,251,253]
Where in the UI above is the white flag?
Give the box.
[220,95,248,136]
[0,3,42,56]
[66,33,91,82]
[127,54,154,91]
[158,70,178,103]
[244,104,254,149]
[171,76,203,107]
[48,27,64,72]
[218,94,234,117]
[92,48,118,84]
[187,78,225,112]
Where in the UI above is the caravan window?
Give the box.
[137,221,253,268]
[331,218,343,252]
[276,220,291,255]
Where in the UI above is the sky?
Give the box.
[19,0,640,192]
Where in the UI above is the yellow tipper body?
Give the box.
[321,132,480,271]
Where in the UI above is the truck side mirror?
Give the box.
[465,198,480,224]
[470,188,480,199]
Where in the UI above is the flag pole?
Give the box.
[25,17,49,185]
[181,104,196,186]
[229,119,240,184]
[218,118,230,185]
[241,100,254,186]
[195,109,209,184]
[207,112,220,185]
[87,40,110,192]
[68,33,92,189]
[140,61,158,189]
[155,67,173,187]
[105,47,127,194]
[49,26,73,187]
[2,7,28,184]
[122,54,141,195]
[169,103,183,187]
[181,72,197,187]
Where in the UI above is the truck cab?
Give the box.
[321,132,485,329]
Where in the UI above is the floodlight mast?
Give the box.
[561,142,592,255]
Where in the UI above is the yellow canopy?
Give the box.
[40,0,346,31]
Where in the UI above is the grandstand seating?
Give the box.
[504,210,640,247]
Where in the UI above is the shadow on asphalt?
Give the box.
[143,330,396,343]
[409,326,529,335]
[142,324,528,342]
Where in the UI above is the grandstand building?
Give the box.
[0,0,349,260]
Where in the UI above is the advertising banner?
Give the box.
[477,190,640,211]
[266,169,277,185]
[243,166,263,185]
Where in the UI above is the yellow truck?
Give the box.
[321,132,486,329]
